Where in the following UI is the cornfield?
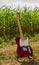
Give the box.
[0,7,39,37]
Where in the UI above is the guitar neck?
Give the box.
[16,13,24,40]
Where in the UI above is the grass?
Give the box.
[0,35,39,64]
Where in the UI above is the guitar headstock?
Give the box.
[16,12,19,21]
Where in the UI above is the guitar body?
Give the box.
[15,37,33,58]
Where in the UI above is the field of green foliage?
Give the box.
[0,7,39,37]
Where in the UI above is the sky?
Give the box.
[0,0,39,9]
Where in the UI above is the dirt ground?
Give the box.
[0,41,39,65]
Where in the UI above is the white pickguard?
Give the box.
[20,37,29,47]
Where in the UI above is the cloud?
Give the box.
[0,0,39,9]
[9,0,39,3]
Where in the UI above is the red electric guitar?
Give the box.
[15,12,33,61]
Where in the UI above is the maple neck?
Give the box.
[16,12,24,40]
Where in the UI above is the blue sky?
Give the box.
[0,0,39,9]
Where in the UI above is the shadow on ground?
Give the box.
[21,60,39,65]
